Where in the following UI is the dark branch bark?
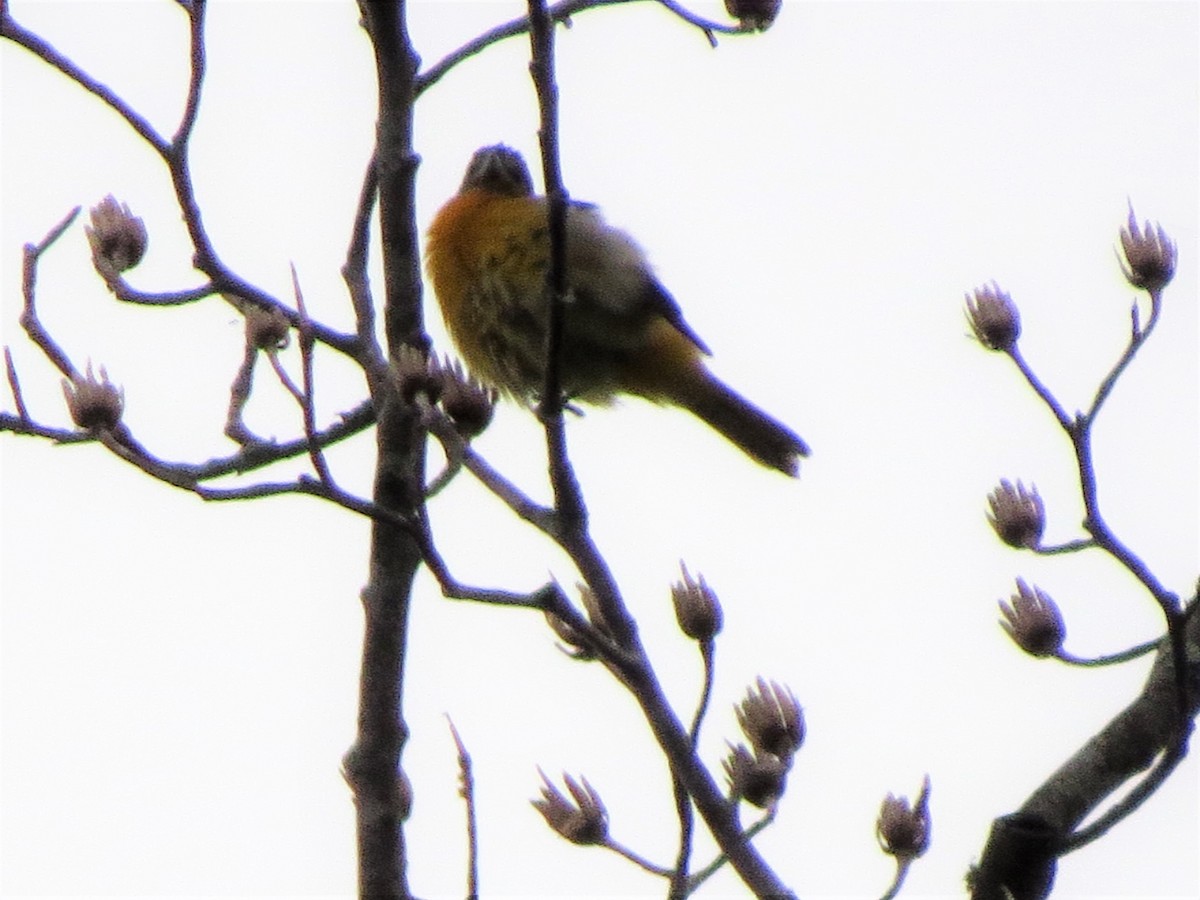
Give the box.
[970,600,1198,899]
[344,4,427,899]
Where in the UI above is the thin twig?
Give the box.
[110,282,216,306]
[291,265,336,486]
[172,0,206,147]
[415,0,742,93]
[342,156,386,383]
[0,9,169,152]
[669,639,717,893]
[19,209,85,381]
[447,719,480,900]
[1055,638,1160,668]
[1058,737,1190,854]
[1035,538,1096,555]
[224,341,259,445]
[1006,346,1072,430]
[419,400,469,498]
[0,412,90,443]
[878,857,914,900]
[461,447,560,535]
[4,348,30,422]
[687,810,777,893]
[1087,288,1162,422]
[604,837,674,878]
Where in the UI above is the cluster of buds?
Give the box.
[393,347,496,438]
[1119,207,1176,293]
[986,479,1045,549]
[876,776,932,862]
[724,677,805,808]
[61,363,124,432]
[531,769,609,846]
[670,564,724,642]
[724,0,781,31]
[999,579,1066,658]
[965,282,1020,352]
[85,195,147,282]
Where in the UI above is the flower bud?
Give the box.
[531,769,609,845]
[61,363,124,431]
[243,304,291,351]
[439,357,496,438]
[85,195,147,279]
[544,608,596,661]
[723,743,789,808]
[986,479,1045,549]
[578,583,617,642]
[965,283,1021,351]
[736,677,805,760]
[1119,207,1176,292]
[877,776,931,861]
[724,0,781,30]
[999,579,1066,657]
[671,564,724,642]
[393,345,442,404]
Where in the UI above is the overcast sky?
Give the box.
[1,2,1197,898]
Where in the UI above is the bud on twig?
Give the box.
[244,304,291,351]
[578,583,615,642]
[439,357,496,438]
[999,579,1066,658]
[877,776,931,861]
[531,770,609,845]
[723,742,789,808]
[965,283,1021,351]
[671,563,724,642]
[724,0,781,31]
[986,479,1045,549]
[737,676,805,760]
[1119,206,1176,293]
[544,605,596,661]
[85,195,148,279]
[61,362,124,431]
[393,345,442,404]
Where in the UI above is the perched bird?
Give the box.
[424,144,809,475]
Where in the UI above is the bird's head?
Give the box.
[460,144,534,198]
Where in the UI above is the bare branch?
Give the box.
[19,209,85,381]
[341,156,387,384]
[4,347,30,422]
[0,8,170,152]
[415,0,743,95]
[447,719,480,900]
[109,281,217,306]
[291,267,336,486]
[527,0,587,527]
[1087,287,1163,422]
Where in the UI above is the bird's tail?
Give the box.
[671,368,810,476]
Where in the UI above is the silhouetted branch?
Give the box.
[448,720,480,900]
[0,7,169,151]
[416,0,745,94]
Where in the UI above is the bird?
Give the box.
[424,144,809,475]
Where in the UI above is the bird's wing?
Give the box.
[563,203,712,356]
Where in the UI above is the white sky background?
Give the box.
[1,1,1197,898]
